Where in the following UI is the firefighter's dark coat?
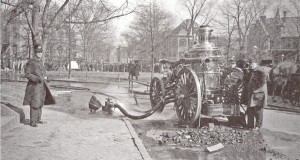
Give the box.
[247,67,268,108]
[23,57,55,108]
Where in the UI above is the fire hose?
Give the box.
[107,98,164,120]
[89,95,164,120]
[50,83,166,119]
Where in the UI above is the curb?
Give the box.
[122,118,152,160]
[266,104,300,113]
[1,78,129,86]
[1,105,20,132]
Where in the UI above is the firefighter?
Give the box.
[246,62,268,130]
[23,44,55,127]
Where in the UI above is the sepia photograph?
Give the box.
[1,0,300,159]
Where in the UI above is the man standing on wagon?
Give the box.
[246,62,268,130]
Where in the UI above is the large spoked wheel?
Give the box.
[223,80,245,105]
[174,67,201,125]
[150,77,166,112]
[221,68,247,126]
[221,68,244,104]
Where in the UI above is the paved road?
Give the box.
[261,109,300,159]
[75,81,300,159]
[53,80,300,159]
[2,73,300,159]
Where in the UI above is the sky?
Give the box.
[111,0,187,44]
[110,0,297,45]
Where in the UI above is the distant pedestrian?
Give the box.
[128,61,134,80]
[246,62,268,130]
[23,43,55,127]
[133,61,140,80]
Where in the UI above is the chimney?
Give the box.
[283,11,287,22]
[260,16,266,23]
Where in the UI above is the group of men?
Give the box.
[235,59,269,130]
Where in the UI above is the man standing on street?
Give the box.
[23,43,55,127]
[134,61,140,80]
[246,62,268,130]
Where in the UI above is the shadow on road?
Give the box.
[1,102,25,123]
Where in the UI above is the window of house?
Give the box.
[287,42,291,48]
[179,38,187,47]
[293,40,298,48]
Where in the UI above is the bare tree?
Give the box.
[1,1,22,68]
[223,0,267,58]
[1,0,84,64]
[122,0,174,74]
[1,0,135,64]
[72,0,113,63]
[66,0,136,24]
[0,3,2,66]
[215,3,238,64]
[124,0,174,60]
[178,0,216,48]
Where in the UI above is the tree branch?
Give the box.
[55,0,84,31]
[1,0,17,7]
[47,0,69,29]
[4,1,26,26]
[66,7,136,24]
[24,9,35,36]
[42,0,51,28]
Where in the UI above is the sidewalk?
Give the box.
[1,107,150,160]
[1,82,151,160]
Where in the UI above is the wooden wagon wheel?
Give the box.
[221,68,244,105]
[150,77,166,112]
[221,68,247,126]
[174,67,201,125]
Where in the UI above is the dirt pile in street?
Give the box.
[157,125,248,147]
[155,125,289,159]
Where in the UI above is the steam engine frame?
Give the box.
[149,25,242,125]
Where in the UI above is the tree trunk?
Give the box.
[1,26,11,69]
[0,6,2,68]
[226,43,231,65]
[42,33,48,64]
[32,2,39,44]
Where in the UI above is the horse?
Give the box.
[269,61,298,102]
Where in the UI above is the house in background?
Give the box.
[156,19,199,61]
[158,19,222,61]
[247,9,300,64]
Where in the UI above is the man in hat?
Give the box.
[246,62,268,130]
[23,43,55,127]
